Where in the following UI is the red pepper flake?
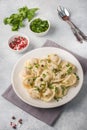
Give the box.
[12,116,16,120]
[12,124,17,129]
[18,118,23,124]
[10,116,23,129]
[10,122,17,129]
[9,36,28,50]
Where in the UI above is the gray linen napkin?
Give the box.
[2,40,87,126]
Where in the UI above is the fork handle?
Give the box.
[71,27,83,43]
[70,21,87,41]
[66,20,83,43]
[67,20,87,41]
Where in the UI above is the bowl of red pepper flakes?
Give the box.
[8,33,29,53]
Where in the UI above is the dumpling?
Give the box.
[51,72,65,83]
[41,88,55,102]
[52,83,69,99]
[23,60,34,76]
[60,61,76,71]
[32,65,42,77]
[34,77,47,90]
[23,75,34,89]
[28,58,39,65]
[41,70,53,82]
[28,88,41,99]
[52,84,63,98]
[62,73,77,86]
[24,58,39,68]
[48,63,58,73]
[39,59,47,69]
[48,54,61,64]
[22,67,32,77]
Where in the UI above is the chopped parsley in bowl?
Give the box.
[29,18,50,36]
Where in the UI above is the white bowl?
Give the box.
[29,18,50,36]
[8,33,30,53]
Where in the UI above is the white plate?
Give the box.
[11,47,84,108]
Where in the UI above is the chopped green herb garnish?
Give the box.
[33,77,37,81]
[30,18,49,33]
[55,87,59,93]
[52,69,58,73]
[40,84,46,87]
[66,63,70,67]
[74,73,80,80]
[67,67,73,74]
[54,96,62,101]
[47,59,51,63]
[25,66,32,69]
[34,63,39,68]
[61,86,66,95]
[40,84,46,90]
[42,74,46,78]
[29,66,33,69]
[54,96,59,101]
[48,84,54,89]
[35,87,40,92]
[58,64,62,70]
[30,83,33,86]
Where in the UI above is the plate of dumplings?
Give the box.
[11,47,83,108]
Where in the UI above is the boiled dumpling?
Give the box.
[41,70,53,81]
[41,88,55,102]
[48,63,58,72]
[28,88,41,99]
[34,77,47,90]
[23,75,34,89]
[48,54,61,64]
[39,59,47,68]
[32,66,42,77]
[62,73,77,86]
[52,84,63,98]
[29,58,38,65]
[60,61,76,71]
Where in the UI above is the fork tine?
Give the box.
[57,5,66,16]
[57,5,62,12]
[58,11,64,17]
[61,6,66,16]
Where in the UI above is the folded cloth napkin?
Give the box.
[2,40,87,126]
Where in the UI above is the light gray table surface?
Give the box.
[0,0,87,130]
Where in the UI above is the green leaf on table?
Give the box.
[18,6,28,19]
[27,8,39,21]
[3,6,39,31]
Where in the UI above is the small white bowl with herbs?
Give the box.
[29,17,50,36]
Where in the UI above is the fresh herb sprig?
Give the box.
[4,6,39,31]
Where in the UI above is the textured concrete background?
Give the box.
[0,0,87,130]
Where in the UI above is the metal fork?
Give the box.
[57,6,87,43]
